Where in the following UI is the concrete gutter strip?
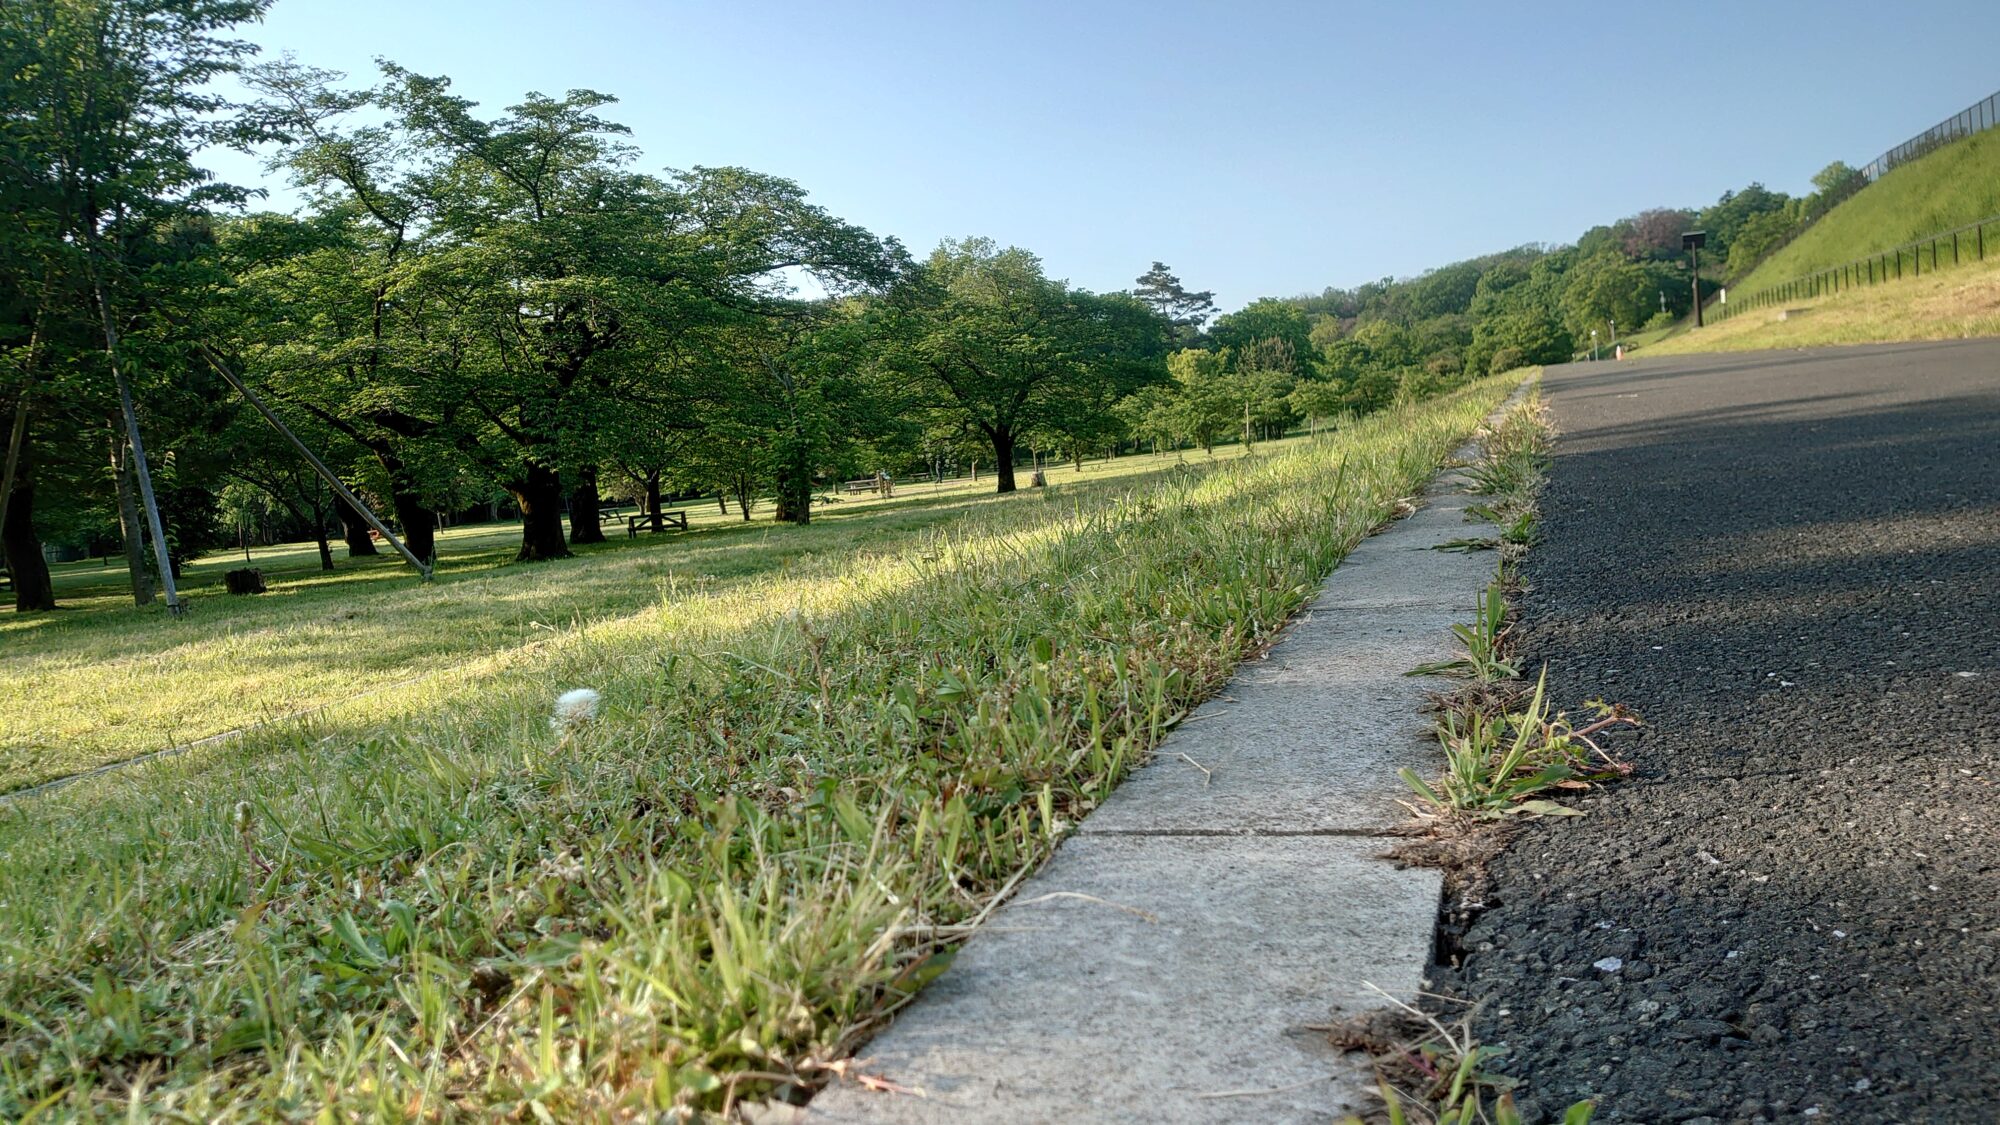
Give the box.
[802,395,1520,1124]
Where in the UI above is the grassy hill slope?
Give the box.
[1735,128,2000,293]
[1644,252,2000,355]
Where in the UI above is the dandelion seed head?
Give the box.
[551,687,602,734]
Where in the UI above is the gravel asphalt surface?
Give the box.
[1433,343,2000,1123]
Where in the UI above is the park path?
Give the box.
[1434,343,2000,1123]
[804,395,1526,1123]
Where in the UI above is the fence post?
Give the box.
[1953,232,1959,265]
[1980,223,1986,261]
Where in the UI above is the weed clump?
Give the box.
[1402,395,1639,821]
[1400,672,1638,821]
[1328,988,1597,1125]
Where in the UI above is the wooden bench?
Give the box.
[626,510,689,537]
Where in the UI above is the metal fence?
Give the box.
[1858,91,2000,181]
[1720,88,2000,288]
[1710,213,2000,322]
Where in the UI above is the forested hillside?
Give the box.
[1218,168,1858,413]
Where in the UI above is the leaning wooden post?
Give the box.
[195,344,433,581]
[96,284,183,616]
[0,396,26,538]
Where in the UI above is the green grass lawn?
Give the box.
[5,439,1300,794]
[1735,128,2000,295]
[0,373,1524,1119]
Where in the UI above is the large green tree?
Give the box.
[1133,261,1217,347]
[886,239,1168,493]
[246,63,898,561]
[0,0,266,610]
[1162,347,1237,455]
[1207,298,1313,371]
[1560,250,1655,343]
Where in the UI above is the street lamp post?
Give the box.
[1682,230,1708,327]
[1590,328,1598,361]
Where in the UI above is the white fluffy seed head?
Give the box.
[551,687,602,734]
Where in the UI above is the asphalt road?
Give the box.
[1434,342,2000,1123]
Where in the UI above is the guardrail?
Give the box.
[1709,213,2000,321]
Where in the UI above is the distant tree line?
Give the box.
[1202,161,1865,440]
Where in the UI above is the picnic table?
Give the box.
[626,509,689,537]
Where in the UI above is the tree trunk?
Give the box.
[110,433,154,606]
[337,493,381,557]
[645,471,664,533]
[390,491,435,565]
[2,449,54,612]
[568,467,606,545]
[512,462,571,561]
[774,487,808,524]
[734,474,755,521]
[774,443,812,525]
[991,427,1019,493]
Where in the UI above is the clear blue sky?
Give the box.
[206,0,2000,312]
